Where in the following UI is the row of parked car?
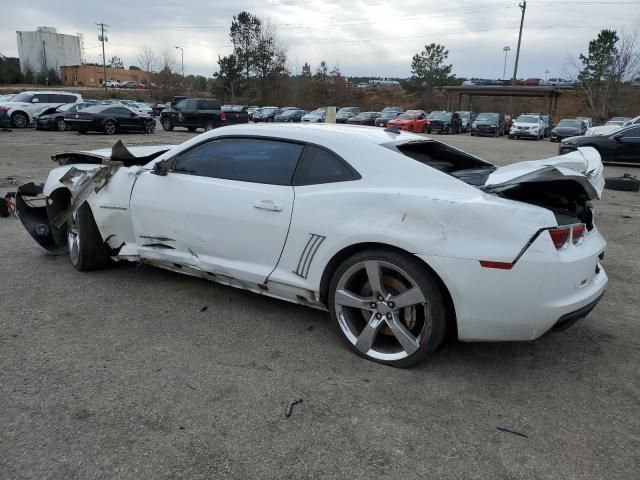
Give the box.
[103,80,159,89]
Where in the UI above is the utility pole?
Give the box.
[511,1,526,86]
[96,23,108,90]
[502,46,510,79]
[175,46,184,77]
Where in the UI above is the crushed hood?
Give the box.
[483,147,604,200]
[52,140,176,167]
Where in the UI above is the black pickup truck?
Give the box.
[160,98,248,132]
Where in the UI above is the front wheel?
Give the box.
[67,203,111,271]
[161,117,173,131]
[144,121,155,134]
[55,117,66,131]
[11,111,29,128]
[329,249,447,368]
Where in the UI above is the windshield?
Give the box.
[457,112,470,118]
[381,112,398,118]
[430,112,452,121]
[311,109,325,115]
[338,107,357,113]
[476,113,498,121]
[557,120,582,128]
[516,115,539,123]
[12,93,34,103]
[397,114,414,120]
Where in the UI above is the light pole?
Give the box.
[545,69,550,81]
[175,46,184,77]
[502,46,511,80]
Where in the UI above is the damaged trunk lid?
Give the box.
[480,147,604,228]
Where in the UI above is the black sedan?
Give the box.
[374,111,401,127]
[346,112,380,126]
[65,105,156,135]
[274,109,306,122]
[559,124,640,164]
[34,102,95,131]
[336,107,360,124]
[550,119,587,142]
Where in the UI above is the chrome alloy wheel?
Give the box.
[67,211,80,264]
[334,260,431,362]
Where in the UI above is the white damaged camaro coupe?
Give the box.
[17,124,607,367]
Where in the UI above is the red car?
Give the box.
[386,112,428,133]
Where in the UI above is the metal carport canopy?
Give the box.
[442,85,562,116]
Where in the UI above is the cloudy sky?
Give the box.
[2,0,638,79]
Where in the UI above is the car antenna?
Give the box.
[384,124,401,134]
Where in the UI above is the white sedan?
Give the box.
[16,124,607,367]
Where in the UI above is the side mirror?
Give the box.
[152,160,169,176]
[613,133,624,142]
[32,98,39,103]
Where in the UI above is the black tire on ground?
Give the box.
[11,111,29,128]
[103,120,116,135]
[68,203,111,271]
[187,126,197,132]
[55,117,66,131]
[508,135,514,139]
[604,175,640,192]
[145,121,155,134]
[161,117,174,131]
[328,248,448,368]
[470,132,475,136]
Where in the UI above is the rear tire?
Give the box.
[187,126,197,132]
[103,120,116,135]
[329,249,447,368]
[55,117,66,131]
[67,203,111,271]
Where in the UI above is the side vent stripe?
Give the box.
[294,233,326,279]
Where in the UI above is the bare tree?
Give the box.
[158,47,178,73]
[136,45,157,74]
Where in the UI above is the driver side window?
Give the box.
[172,138,303,185]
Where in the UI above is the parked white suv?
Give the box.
[0,91,83,128]
[104,80,120,88]
[508,114,545,140]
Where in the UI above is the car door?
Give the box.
[129,137,302,285]
[616,126,640,163]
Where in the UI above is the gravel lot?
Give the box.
[1,126,639,479]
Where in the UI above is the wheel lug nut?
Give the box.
[386,313,392,319]
[376,313,382,319]
[370,302,377,309]
[377,295,384,301]
[388,302,395,308]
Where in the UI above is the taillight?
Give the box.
[548,227,571,250]
[572,224,585,245]
[0,106,9,112]
[220,112,227,122]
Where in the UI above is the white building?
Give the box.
[16,27,82,77]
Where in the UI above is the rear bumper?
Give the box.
[549,292,604,332]
[417,228,608,341]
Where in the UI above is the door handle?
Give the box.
[253,200,283,212]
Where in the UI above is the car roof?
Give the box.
[204,123,428,146]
